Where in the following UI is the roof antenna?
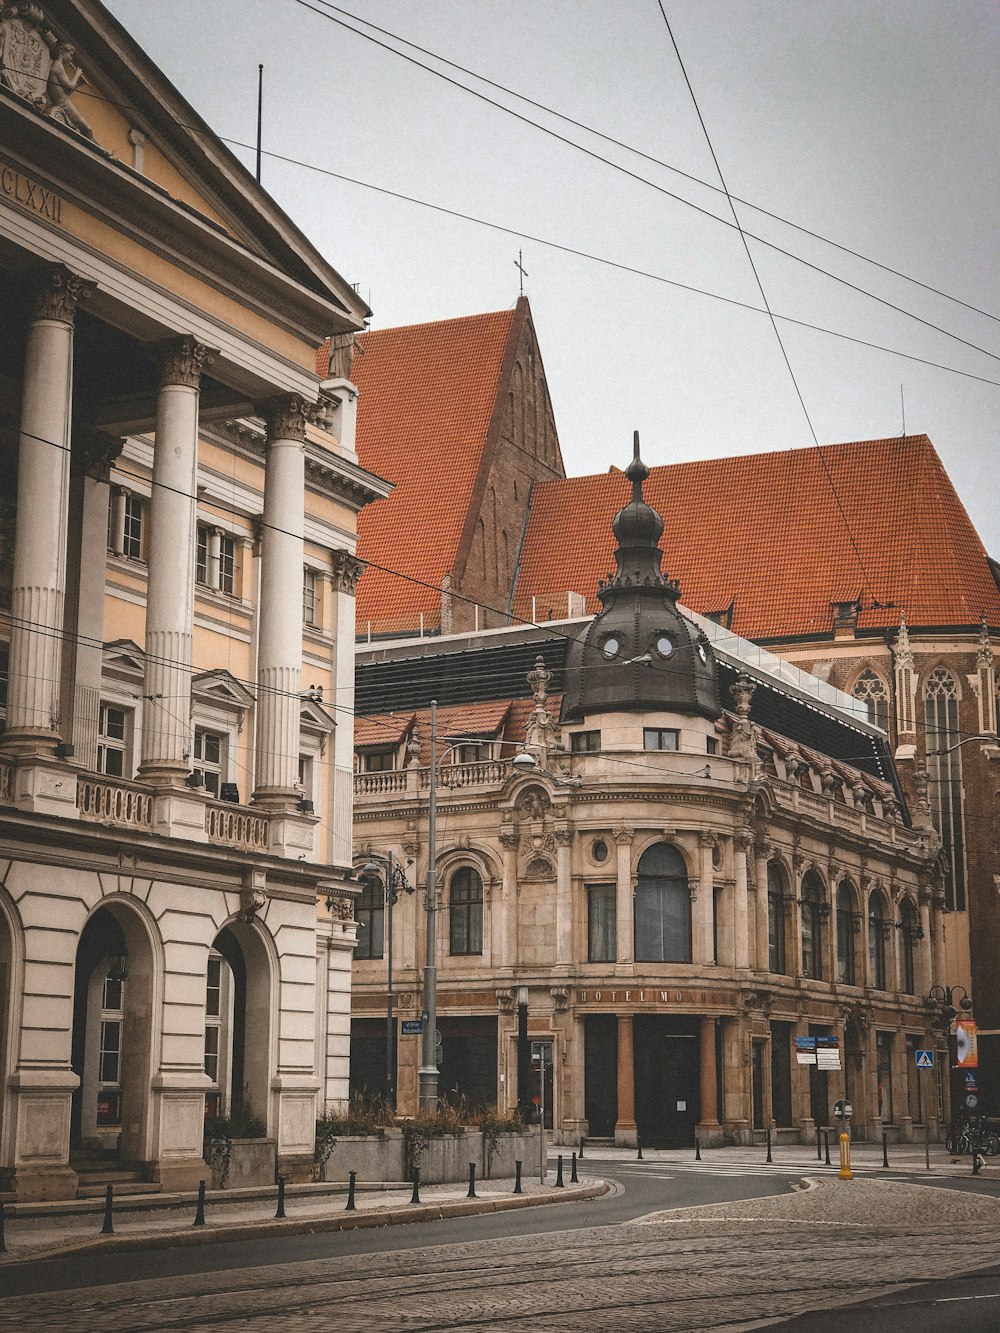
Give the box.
[255,64,264,184]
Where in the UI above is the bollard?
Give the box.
[824,1131,831,1167]
[637,1133,643,1161]
[579,1136,585,1160]
[0,1197,6,1255]
[346,1170,357,1211]
[101,1183,114,1235]
[973,1148,981,1176]
[513,1159,522,1195]
[816,1127,823,1161]
[555,1155,564,1187]
[275,1175,286,1219]
[766,1128,773,1164]
[882,1131,889,1169]
[410,1167,421,1205]
[695,1137,701,1162]
[571,1151,579,1183]
[838,1130,853,1180]
[193,1179,206,1227]
[467,1162,477,1199]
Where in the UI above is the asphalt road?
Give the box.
[767,1265,1000,1332]
[0,1161,789,1296]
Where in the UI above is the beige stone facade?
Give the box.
[0,1,388,1199]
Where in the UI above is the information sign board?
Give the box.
[401,1020,422,1036]
[956,1018,979,1068]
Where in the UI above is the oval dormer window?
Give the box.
[656,636,674,658]
[697,642,708,663]
[602,636,621,659]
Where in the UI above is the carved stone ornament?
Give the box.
[331,550,365,595]
[730,673,757,718]
[894,611,914,671]
[326,330,360,381]
[31,263,91,325]
[516,787,549,822]
[325,891,354,922]
[528,655,551,706]
[157,337,213,390]
[551,986,570,1012]
[612,826,633,846]
[72,428,124,482]
[263,393,314,443]
[496,988,514,1013]
[499,827,519,850]
[978,615,994,671]
[0,6,97,141]
[741,989,772,1015]
[239,869,267,922]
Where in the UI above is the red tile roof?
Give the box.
[513,435,1000,638]
[341,307,521,636]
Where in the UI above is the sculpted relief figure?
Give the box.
[0,6,96,141]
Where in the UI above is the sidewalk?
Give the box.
[573,1138,990,1175]
[0,1171,607,1266]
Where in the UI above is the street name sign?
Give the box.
[401,1020,422,1035]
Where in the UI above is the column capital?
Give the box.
[331,550,365,595]
[156,337,213,390]
[613,826,633,846]
[262,393,314,443]
[72,428,124,482]
[31,263,92,325]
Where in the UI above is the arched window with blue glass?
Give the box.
[634,842,691,963]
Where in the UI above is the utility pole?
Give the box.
[418,700,439,1109]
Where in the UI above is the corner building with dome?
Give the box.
[352,439,947,1147]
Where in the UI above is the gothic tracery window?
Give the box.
[853,668,889,733]
[924,668,966,911]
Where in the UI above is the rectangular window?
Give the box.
[196,526,209,586]
[204,1024,219,1083]
[298,754,314,801]
[643,727,678,751]
[193,728,225,797]
[570,730,600,753]
[99,1019,121,1083]
[219,535,235,595]
[455,742,489,764]
[587,885,616,962]
[97,703,128,778]
[122,494,143,560]
[206,956,222,1019]
[303,567,317,626]
[361,748,394,772]
[706,736,718,755]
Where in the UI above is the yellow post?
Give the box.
[838,1131,853,1180]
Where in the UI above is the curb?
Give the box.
[0,1181,608,1265]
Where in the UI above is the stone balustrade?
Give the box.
[204,799,269,851]
[77,775,154,829]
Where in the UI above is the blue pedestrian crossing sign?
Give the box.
[915,1049,935,1069]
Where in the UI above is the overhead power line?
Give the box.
[292,0,1000,368]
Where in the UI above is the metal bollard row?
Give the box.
[571,1151,578,1183]
[467,1162,477,1199]
[513,1159,523,1194]
[346,1170,357,1211]
[193,1179,206,1227]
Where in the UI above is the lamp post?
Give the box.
[928,984,973,1135]
[418,701,439,1111]
[362,852,414,1107]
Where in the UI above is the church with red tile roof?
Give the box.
[340,298,1000,1114]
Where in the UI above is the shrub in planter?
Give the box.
[204,1098,267,1189]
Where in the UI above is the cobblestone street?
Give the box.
[3,1177,999,1331]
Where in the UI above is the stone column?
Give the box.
[614,1014,637,1146]
[696,834,716,965]
[499,830,519,972]
[554,824,573,969]
[329,551,364,865]
[698,1016,721,1143]
[254,395,309,804]
[6,265,91,755]
[918,887,934,994]
[734,831,752,970]
[139,338,210,783]
[754,843,771,971]
[614,829,633,967]
[60,431,124,769]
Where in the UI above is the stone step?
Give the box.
[77,1180,163,1198]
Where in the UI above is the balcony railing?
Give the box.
[424,760,508,789]
[77,775,153,829]
[354,769,409,796]
[204,800,269,851]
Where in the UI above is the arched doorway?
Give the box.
[205,921,273,1132]
[70,903,155,1166]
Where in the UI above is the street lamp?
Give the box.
[362,851,414,1107]
[928,984,974,1132]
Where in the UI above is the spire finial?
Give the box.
[624,429,649,502]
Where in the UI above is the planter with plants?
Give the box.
[204,1101,274,1189]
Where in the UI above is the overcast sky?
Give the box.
[105,0,999,557]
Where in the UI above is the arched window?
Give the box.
[836,882,856,984]
[767,861,786,974]
[634,843,691,963]
[868,892,888,990]
[924,668,966,911]
[800,871,825,980]
[449,867,484,956]
[899,899,919,995]
[853,669,890,733]
[354,878,384,959]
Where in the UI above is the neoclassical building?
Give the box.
[352,443,946,1146]
[0,0,387,1198]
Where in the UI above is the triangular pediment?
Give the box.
[300,698,336,735]
[1,0,366,323]
[191,668,255,711]
[102,638,144,679]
